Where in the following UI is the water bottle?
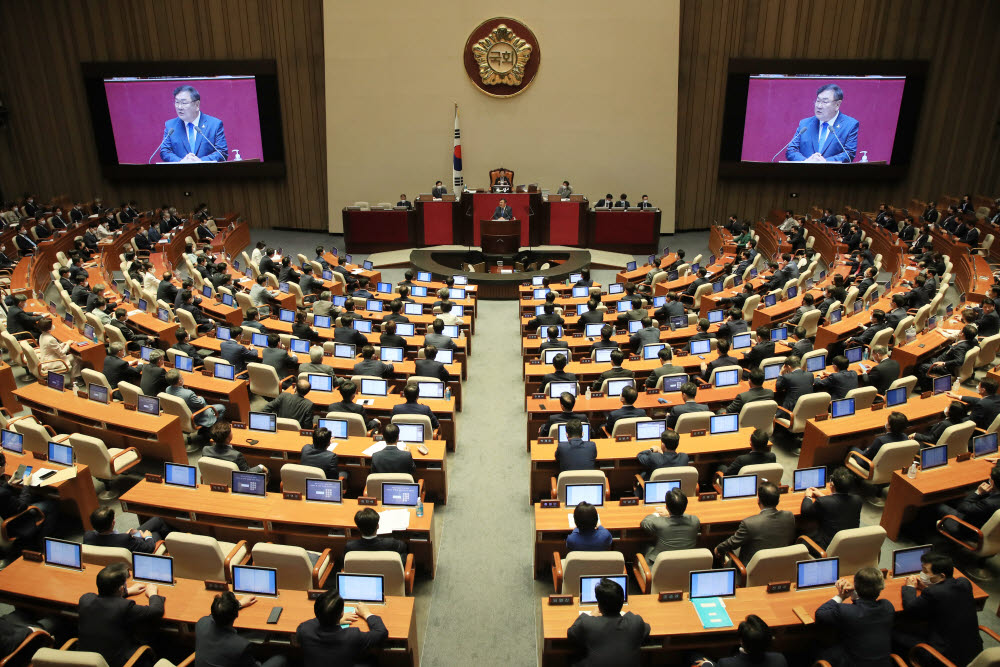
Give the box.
[416,497,424,518]
[907,462,917,479]
[444,386,451,401]
[585,386,592,400]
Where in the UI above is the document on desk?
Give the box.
[691,597,733,629]
[38,467,77,486]
[127,309,143,317]
[376,509,410,534]
[362,442,387,457]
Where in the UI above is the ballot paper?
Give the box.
[127,309,143,317]
[362,442,388,457]
[377,509,411,535]
[38,467,77,486]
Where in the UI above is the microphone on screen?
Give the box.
[148,128,174,164]
[771,126,806,163]
[193,124,228,161]
[828,125,853,163]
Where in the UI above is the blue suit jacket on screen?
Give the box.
[160,113,228,162]
[785,114,858,163]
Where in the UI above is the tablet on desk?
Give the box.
[974,432,999,458]
[279,309,295,323]
[606,378,635,397]
[395,323,415,337]
[214,363,235,381]
[290,338,311,354]
[379,346,404,363]
[643,480,680,504]
[397,423,425,443]
[44,538,82,570]
[689,569,736,598]
[844,346,863,364]
[333,343,355,358]
[635,420,666,441]
[932,375,952,395]
[661,376,686,392]
[140,345,154,361]
[710,414,739,434]
[417,382,445,399]
[164,462,197,488]
[434,348,454,364]
[565,483,604,507]
[830,398,855,418]
[403,302,424,316]
[713,369,740,389]
[920,444,948,471]
[689,339,711,355]
[337,573,385,604]
[248,411,277,433]
[174,355,194,373]
[763,364,782,381]
[352,320,373,334]
[231,471,267,497]
[360,379,388,396]
[308,374,333,392]
[792,467,826,492]
[770,326,788,342]
[608,283,624,295]
[88,384,109,404]
[133,553,174,585]
[543,348,569,365]
[593,348,614,363]
[305,478,342,504]
[46,373,65,391]
[251,333,269,348]
[317,418,348,439]
[643,344,665,360]
[721,474,757,500]
[233,565,278,596]
[313,315,331,329]
[216,326,232,341]
[707,309,724,324]
[585,323,604,338]
[805,354,826,372]
[47,441,73,466]
[732,333,752,350]
[796,557,839,590]
[580,575,628,606]
[382,482,420,507]
[892,544,932,576]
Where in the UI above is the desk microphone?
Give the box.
[147,129,174,164]
[827,125,853,163]
[771,127,806,163]
[193,124,228,161]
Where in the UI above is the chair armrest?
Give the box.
[190,405,214,419]
[38,360,70,373]
[0,629,52,667]
[10,331,34,340]
[811,662,833,667]
[550,476,557,500]
[844,451,875,480]
[224,540,250,573]
[176,653,196,667]
[908,644,953,667]
[403,553,415,595]
[774,406,793,419]
[551,551,563,592]
[797,534,827,558]
[4,415,40,428]
[980,625,1000,643]
[634,475,645,492]
[281,374,296,384]
[51,434,70,443]
[59,638,78,651]
[122,646,154,667]
[313,548,333,588]
[936,515,984,552]
[417,479,425,502]
[234,370,249,379]
[153,540,167,555]
[109,447,142,474]
[727,551,747,579]
[633,553,652,594]
[604,479,610,500]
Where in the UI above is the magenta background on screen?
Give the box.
[740,77,906,163]
[104,78,264,164]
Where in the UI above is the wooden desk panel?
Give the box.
[24,300,105,371]
[5,450,98,530]
[0,361,21,414]
[177,371,251,423]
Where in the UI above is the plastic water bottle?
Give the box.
[585,386,592,400]
[416,497,424,518]
[444,386,451,401]
[907,462,917,479]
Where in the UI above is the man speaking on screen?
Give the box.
[785,83,858,163]
[159,85,228,163]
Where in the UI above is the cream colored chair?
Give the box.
[638,465,699,497]
[116,381,142,405]
[344,551,415,596]
[364,473,418,501]
[158,391,216,446]
[250,542,332,590]
[892,316,915,345]
[1,331,26,370]
[633,548,714,594]
[276,417,301,432]
[163,532,249,582]
[390,413,436,440]
[11,418,68,455]
[845,386,879,411]
[741,294,761,322]
[738,463,784,487]
[843,286,860,312]
[730,543,810,587]
[958,347,981,385]
[32,644,169,667]
[247,363,289,399]
[706,365,742,386]
[799,309,822,338]
[198,457,239,486]
[976,334,1000,370]
[608,416,652,439]
[175,309,199,339]
[912,304,931,333]
[846,440,920,489]
[887,375,917,397]
[798,526,886,575]
[104,325,127,350]
[759,356,786,374]
[81,544,138,568]
[738,400,778,435]
[20,341,69,382]
[68,433,141,501]
[936,507,1000,581]
[81,368,111,392]
[325,411,367,437]
[935,420,977,458]
[551,470,609,503]
[673,412,713,434]
[280,463,325,493]
[775,392,832,436]
[551,550,626,595]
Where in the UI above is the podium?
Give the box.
[480,219,520,255]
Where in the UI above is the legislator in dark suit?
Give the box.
[815,596,894,667]
[491,205,513,220]
[861,358,900,395]
[590,366,635,392]
[263,393,316,429]
[645,364,686,389]
[541,410,589,437]
[963,392,1000,430]
[371,445,416,476]
[604,405,647,435]
[640,513,700,563]
[774,368,814,410]
[391,401,440,429]
[156,281,178,305]
[724,386,774,415]
[344,534,407,560]
[194,615,279,667]
[900,577,982,666]
[566,611,651,667]
[220,340,259,374]
[159,112,228,162]
[666,402,709,430]
[295,614,388,667]
[800,492,862,548]
[785,113,859,163]
[555,438,597,473]
[723,450,776,477]
[742,340,775,371]
[139,364,169,398]
[78,591,165,667]
[413,358,450,383]
[261,347,298,380]
[103,355,140,389]
[715,507,795,564]
[636,449,689,480]
[814,369,859,401]
[300,444,340,479]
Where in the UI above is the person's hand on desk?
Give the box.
[126,583,146,597]
[354,602,373,619]
[179,153,202,164]
[834,577,854,598]
[976,479,994,496]
[904,575,926,590]
[238,595,257,608]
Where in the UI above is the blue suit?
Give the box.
[160,113,228,162]
[492,205,513,220]
[785,114,858,163]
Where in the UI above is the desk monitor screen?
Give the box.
[543,348,570,365]
[932,375,952,395]
[233,565,277,596]
[885,387,907,407]
[248,411,277,433]
[337,573,385,604]
[576,304,589,316]
[279,308,295,323]
[805,354,827,372]
[352,320,373,334]
[565,483,604,507]
[691,263,700,273]
[83,324,95,341]
[397,423,425,443]
[662,375,686,392]
[763,364,782,381]
[689,339,711,355]
[231,471,267,497]
[452,275,468,286]
[713,281,725,294]
[305,478,343,503]
[216,326,231,341]
[797,557,839,590]
[362,260,374,270]
[606,378,635,397]
[707,309,724,324]
[222,293,235,307]
[733,276,743,287]
[88,384,109,404]
[854,299,864,313]
[366,300,383,313]
[313,315,331,329]
[441,325,460,338]
[974,432,999,458]
[3,430,24,454]
[829,307,843,324]
[580,575,628,605]
[689,569,737,598]
[628,320,643,334]
[732,333,752,350]
[793,467,826,492]
[380,346,404,363]
[643,344,666,360]
[133,553,174,585]
[417,381,445,399]
[920,444,948,470]
[636,420,667,441]
[534,289,549,300]
[382,482,420,507]
[892,544,932,576]
[770,326,788,341]
[251,333,269,348]
[831,398,855,418]
[549,381,578,398]
[290,338,310,354]
[764,293,777,307]
[157,308,170,322]
[608,283,624,295]
[750,268,758,278]
[588,348,612,365]
[410,285,429,297]
[644,480,681,504]
[786,286,799,300]
[714,369,740,389]
[317,419,349,439]
[572,286,589,298]
[44,538,82,570]
[137,395,160,417]
[214,363,235,381]
[534,305,547,317]
[569,273,583,284]
[653,296,666,308]
[174,355,194,373]
[46,372,65,391]
[556,422,591,443]
[138,298,148,313]
[845,346,863,364]
[585,323,604,338]
[626,261,637,272]
[140,345,154,361]
[164,462,197,488]
[710,414,740,434]
[395,323,415,337]
[360,379,388,396]
[308,374,333,392]
[322,270,333,281]
[48,441,73,466]
[377,282,392,294]
[279,282,290,294]
[616,300,631,313]
[532,276,545,286]
[333,343,355,358]
[721,474,758,500]
[434,348,454,364]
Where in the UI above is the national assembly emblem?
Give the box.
[464,18,541,97]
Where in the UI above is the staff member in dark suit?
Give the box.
[849,411,909,470]
[911,401,966,446]
[83,506,171,553]
[344,508,407,558]
[139,350,170,397]
[195,591,286,667]
[491,198,513,220]
[694,615,788,667]
[395,194,412,209]
[540,352,576,388]
[603,386,646,435]
[714,483,795,565]
[973,298,1000,338]
[637,429,688,481]
[774,356,814,410]
[893,552,982,665]
[566,578,650,666]
[813,355,858,400]
[295,591,387,667]
[78,563,165,667]
[815,568,894,667]
[328,381,381,433]
[370,424,415,475]
[645,347,685,389]
[859,345,899,395]
[640,487,699,562]
[555,420,597,472]
[667,383,710,429]
[202,422,268,475]
[566,501,613,552]
[5,293,42,337]
[721,369,774,415]
[800,467,862,549]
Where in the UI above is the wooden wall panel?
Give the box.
[0,0,326,230]
[677,0,1000,231]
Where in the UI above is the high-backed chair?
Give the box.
[175,309,199,339]
[892,316,915,345]
[775,392,832,437]
[276,417,301,432]
[116,381,142,405]
[0,628,53,667]
[976,334,1000,370]
[887,375,917,397]
[364,473,417,501]
[11,418,67,455]
[390,414,437,440]
[799,309,822,338]
[633,548,713,594]
[247,363,289,399]
[551,470,609,503]
[32,645,156,667]
[81,369,111,392]
[163,532,249,583]
[730,544,810,587]
[738,463,784,487]
[343,551,415,596]
[845,386,879,411]
[741,294,761,321]
[158,391,214,445]
[845,440,919,489]
[250,542,332,590]
[739,400,778,435]
[280,463,325,494]
[20,341,68,382]
[799,526,886,575]
[68,433,141,501]
[81,544,137,568]
[673,412,712,434]
[640,466,699,497]
[325,411,368,437]
[551,551,626,595]
[608,416,652,439]
[936,420,976,458]
[937,508,1000,580]
[958,347,981,385]
[198,457,239,486]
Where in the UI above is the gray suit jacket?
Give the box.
[646,364,687,388]
[640,513,700,563]
[715,507,795,564]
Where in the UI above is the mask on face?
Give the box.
[918,572,934,585]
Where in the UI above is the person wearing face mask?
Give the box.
[637,194,654,210]
[0,244,14,270]
[893,553,982,666]
[937,464,1000,538]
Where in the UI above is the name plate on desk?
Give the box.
[658,591,683,602]
[232,422,247,429]
[538,438,554,444]
[872,403,885,411]
[698,492,718,502]
[619,497,639,506]
[123,403,137,411]
[573,333,584,338]
[532,393,544,399]
[690,429,707,437]
[767,581,791,593]
[957,452,972,462]
[814,413,829,422]
[144,473,163,484]
[548,595,574,606]
[299,430,313,437]
[527,335,538,340]
[202,370,213,377]
[358,496,377,506]
[540,499,561,509]
[580,358,592,364]
[282,491,302,500]
[204,580,228,591]
[23,550,42,563]
[307,589,326,600]
[529,360,542,365]
[210,483,228,493]
[590,392,604,398]
[615,435,632,442]
[645,388,660,395]
[920,391,933,399]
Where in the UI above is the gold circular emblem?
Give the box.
[464,18,541,97]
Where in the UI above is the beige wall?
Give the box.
[324,0,679,234]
